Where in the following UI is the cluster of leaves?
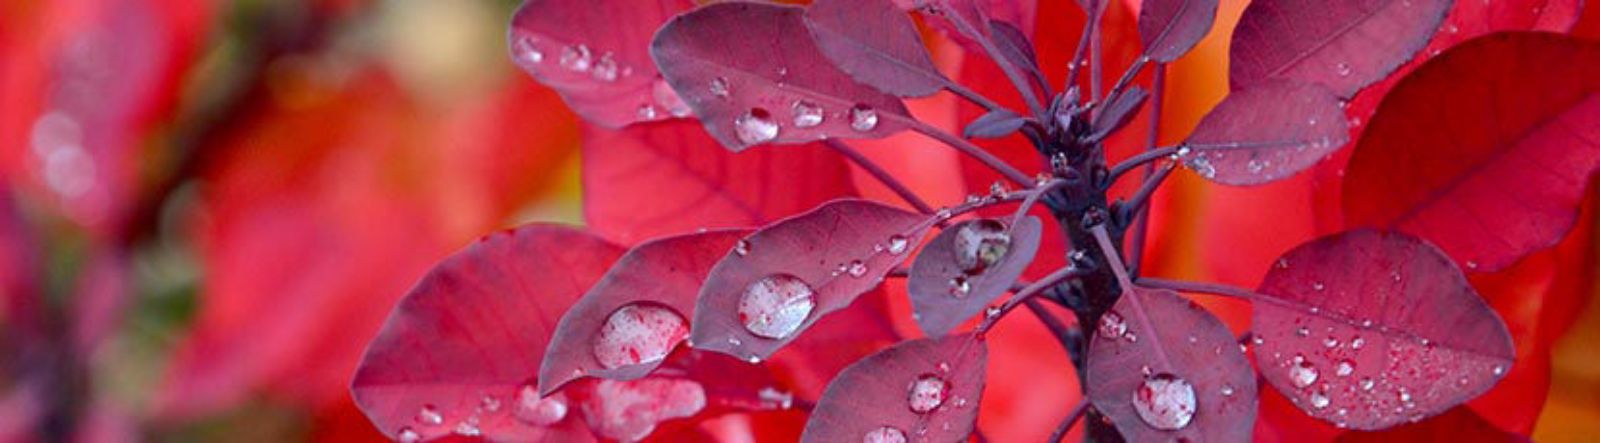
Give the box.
[351,0,1600,441]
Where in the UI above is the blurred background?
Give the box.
[1,0,1598,442]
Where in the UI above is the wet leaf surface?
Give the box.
[805,0,948,97]
[800,334,989,443]
[1180,80,1349,185]
[1138,0,1219,62]
[1230,0,1450,97]
[908,217,1043,337]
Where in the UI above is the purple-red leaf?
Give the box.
[988,19,1047,91]
[805,0,948,97]
[1179,80,1349,185]
[1087,287,1257,442]
[509,0,695,127]
[690,199,934,362]
[963,109,1028,139]
[1343,32,1600,272]
[1334,406,1528,442]
[651,2,912,151]
[1138,0,1220,63]
[908,217,1043,337]
[1229,0,1450,97]
[799,334,988,443]
[1091,86,1149,141]
[351,225,622,442]
[1254,229,1513,430]
[539,230,748,396]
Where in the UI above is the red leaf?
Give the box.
[350,225,622,441]
[964,109,1029,139]
[689,199,933,362]
[1254,229,1513,430]
[1229,0,1449,97]
[539,230,748,396]
[1180,80,1349,185]
[1335,406,1527,442]
[508,0,695,127]
[1343,32,1600,272]
[768,289,902,399]
[579,120,857,245]
[651,2,912,151]
[1137,0,1219,63]
[1087,288,1257,441]
[988,20,1047,91]
[805,0,949,97]
[799,334,989,443]
[908,217,1044,337]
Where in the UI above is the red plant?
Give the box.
[351,0,1598,441]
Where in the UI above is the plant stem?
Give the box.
[1064,2,1101,94]
[1126,65,1164,276]
[1024,297,1079,351]
[1106,57,1148,102]
[945,14,1045,118]
[1106,145,1181,182]
[1089,9,1104,106]
[978,266,1087,334]
[947,82,1008,113]
[1136,277,1259,300]
[1120,162,1174,227]
[1090,224,1134,290]
[1048,400,1092,443]
[823,140,935,214]
[908,121,1033,186]
[1010,178,1067,224]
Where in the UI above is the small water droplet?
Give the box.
[988,181,1008,198]
[738,274,816,339]
[886,235,911,255]
[1335,62,1352,77]
[591,52,619,82]
[1133,373,1196,431]
[1398,389,1412,403]
[511,35,543,66]
[593,303,689,369]
[907,374,950,413]
[1359,377,1375,391]
[1276,258,1290,269]
[758,386,794,409]
[734,239,751,256]
[1221,385,1235,396]
[397,427,421,442]
[416,405,443,425]
[985,305,1002,318]
[949,275,971,297]
[636,105,658,120]
[454,417,481,436]
[847,260,868,278]
[1492,365,1505,376]
[1125,332,1139,343]
[863,426,909,443]
[559,45,593,72]
[1296,326,1311,337]
[515,385,569,426]
[709,77,730,98]
[1323,337,1339,348]
[1309,391,1330,409]
[734,108,780,145]
[954,220,1011,274]
[1099,311,1127,339]
[1312,281,1326,291]
[791,101,824,128]
[652,80,692,117]
[1335,360,1355,377]
[849,104,879,132]
[1466,260,1480,270]
[1350,337,1366,349]
[480,395,501,413]
[1290,360,1320,388]
[1247,159,1266,174]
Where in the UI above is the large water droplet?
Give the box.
[1132,373,1196,431]
[863,426,908,443]
[416,405,444,425]
[734,108,780,145]
[709,77,730,98]
[1290,360,1320,388]
[792,101,824,128]
[559,45,593,72]
[1098,311,1127,340]
[515,385,569,426]
[907,374,950,413]
[886,234,910,255]
[954,220,1011,274]
[737,274,816,339]
[593,303,689,369]
[849,104,879,132]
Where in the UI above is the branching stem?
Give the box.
[1126,65,1165,275]
[1048,400,1092,443]
[909,121,1033,186]
[824,140,935,214]
[1136,277,1260,300]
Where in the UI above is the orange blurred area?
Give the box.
[0,0,1595,441]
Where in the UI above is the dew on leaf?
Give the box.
[734,239,751,256]
[559,44,593,72]
[515,385,569,426]
[952,219,1011,274]
[886,234,910,255]
[847,260,868,278]
[1492,365,1505,376]
[849,104,879,131]
[734,108,779,145]
[593,303,689,369]
[792,100,824,128]
[1335,360,1355,377]
[948,275,971,298]
[863,426,908,443]
[397,427,421,443]
[592,52,619,82]
[652,80,692,117]
[907,373,951,413]
[1220,385,1235,397]
[1351,337,1366,349]
[1132,373,1196,431]
[709,76,730,98]
[1290,360,1319,388]
[454,418,481,436]
[1335,62,1352,77]
[1098,311,1127,340]
[737,274,816,339]
[1359,377,1376,391]
[1309,391,1331,409]
[511,35,543,65]
[416,404,443,426]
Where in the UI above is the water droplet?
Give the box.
[985,305,1002,319]
[849,104,879,132]
[515,385,569,426]
[1466,261,1480,270]
[559,45,593,72]
[886,235,911,255]
[1309,391,1331,409]
[511,35,543,65]
[1398,389,1412,403]
[1247,159,1266,174]
[1335,62,1352,77]
[1312,281,1325,291]
[1323,337,1339,348]
[1359,377,1375,391]
[652,80,692,117]
[454,418,481,436]
[1185,155,1216,178]
[593,303,689,369]
[1132,373,1196,431]
[738,274,816,339]
[479,395,501,413]
[1351,337,1366,349]
[397,427,421,442]
[988,181,1008,198]
[416,405,443,425]
[758,386,794,409]
[791,101,824,128]
[954,220,1011,274]
[847,260,868,278]
[1221,385,1235,396]
[709,77,730,98]
[1125,332,1139,343]
[1099,311,1127,339]
[907,374,950,413]
[592,52,619,82]
[636,105,658,120]
[1335,360,1355,377]
[949,275,971,297]
[1276,258,1290,269]
[734,108,780,145]
[1296,326,1311,337]
[1290,360,1320,388]
[863,426,909,443]
[734,239,751,256]
[1492,365,1505,376]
